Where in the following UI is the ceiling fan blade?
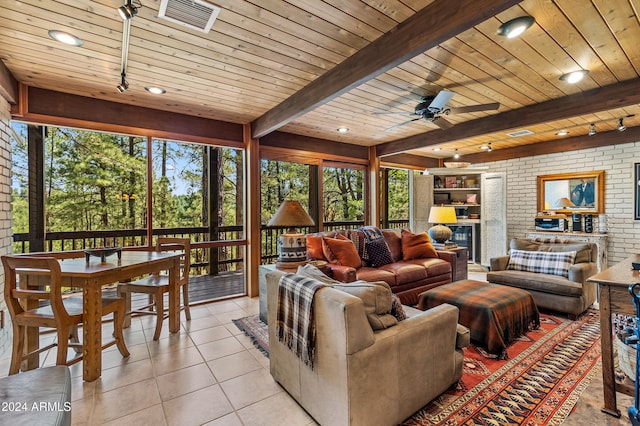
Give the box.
[432,116,453,130]
[448,102,500,114]
[428,90,455,113]
[385,117,422,131]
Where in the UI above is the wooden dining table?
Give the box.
[20,250,181,382]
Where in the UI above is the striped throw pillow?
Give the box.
[506,249,577,278]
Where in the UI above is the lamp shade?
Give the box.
[267,200,315,228]
[268,200,314,269]
[427,206,457,224]
[427,206,457,244]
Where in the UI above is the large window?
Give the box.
[11,124,147,249]
[322,164,364,229]
[384,167,411,228]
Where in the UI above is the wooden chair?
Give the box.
[118,237,191,340]
[2,255,130,375]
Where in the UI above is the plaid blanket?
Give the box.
[276,273,328,369]
[419,280,540,358]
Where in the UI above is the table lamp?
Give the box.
[427,206,457,243]
[267,200,315,269]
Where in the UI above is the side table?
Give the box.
[447,247,468,281]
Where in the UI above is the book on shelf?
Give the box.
[432,242,458,250]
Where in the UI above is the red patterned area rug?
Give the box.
[234,310,601,426]
[404,310,601,425]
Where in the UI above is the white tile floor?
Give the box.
[0,297,315,426]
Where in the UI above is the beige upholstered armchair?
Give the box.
[266,269,469,426]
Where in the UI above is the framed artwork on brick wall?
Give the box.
[537,170,604,214]
[635,163,640,220]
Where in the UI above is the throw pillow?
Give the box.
[401,229,438,260]
[306,235,325,260]
[359,226,394,267]
[390,293,406,322]
[322,237,362,269]
[332,281,398,330]
[506,249,577,278]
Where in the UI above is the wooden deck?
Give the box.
[102,271,246,310]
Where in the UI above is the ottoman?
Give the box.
[418,279,540,358]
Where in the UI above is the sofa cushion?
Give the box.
[406,257,452,276]
[332,281,398,330]
[510,238,592,263]
[401,229,438,260]
[355,267,396,287]
[382,229,403,262]
[487,270,584,297]
[323,237,362,268]
[506,249,577,278]
[379,262,428,284]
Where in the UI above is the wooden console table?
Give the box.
[587,254,640,417]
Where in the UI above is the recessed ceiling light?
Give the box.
[337,127,349,133]
[497,16,535,38]
[145,86,166,94]
[480,145,489,150]
[432,147,441,151]
[48,30,84,47]
[556,130,569,136]
[559,70,589,84]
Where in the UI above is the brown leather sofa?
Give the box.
[307,229,457,305]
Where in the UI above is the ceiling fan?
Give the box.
[376,90,500,131]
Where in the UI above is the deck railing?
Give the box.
[13,219,410,272]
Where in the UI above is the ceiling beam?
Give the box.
[376,78,640,157]
[0,59,18,104]
[460,125,640,163]
[251,0,522,139]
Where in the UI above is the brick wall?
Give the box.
[0,96,12,356]
[476,142,640,265]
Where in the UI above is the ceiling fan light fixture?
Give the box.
[560,70,589,84]
[118,1,138,20]
[48,30,84,46]
[497,16,535,38]
[588,123,596,136]
[487,143,492,152]
[617,118,626,132]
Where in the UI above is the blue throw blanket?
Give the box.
[276,273,328,369]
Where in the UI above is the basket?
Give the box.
[617,337,637,381]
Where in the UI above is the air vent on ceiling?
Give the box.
[158,0,221,33]
[507,129,534,137]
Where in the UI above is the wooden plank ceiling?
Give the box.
[1,0,640,161]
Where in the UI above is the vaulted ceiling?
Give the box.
[2,0,640,161]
